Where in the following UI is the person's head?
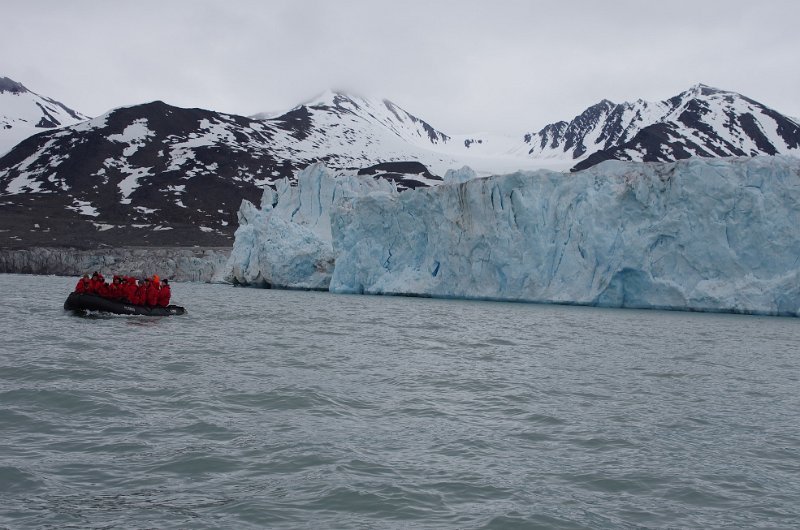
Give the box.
[163,279,169,286]
[92,271,99,278]
[82,273,89,279]
[114,277,120,283]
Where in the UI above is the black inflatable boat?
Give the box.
[64,292,186,316]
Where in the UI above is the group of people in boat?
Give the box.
[74,271,171,307]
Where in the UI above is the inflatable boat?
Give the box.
[64,292,186,316]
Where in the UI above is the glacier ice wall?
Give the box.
[225,162,395,289]
[0,247,229,282]
[329,156,800,316]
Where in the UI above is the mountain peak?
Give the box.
[685,83,726,98]
[524,83,800,170]
[265,89,450,147]
[0,76,29,94]
[301,89,366,109]
[1,76,88,154]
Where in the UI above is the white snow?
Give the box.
[2,139,58,194]
[5,170,44,194]
[0,84,89,155]
[115,163,153,204]
[107,119,154,156]
[165,118,239,174]
[166,147,197,171]
[67,199,100,217]
[522,85,800,165]
[262,91,570,178]
[71,113,108,133]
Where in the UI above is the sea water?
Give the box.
[1,273,798,529]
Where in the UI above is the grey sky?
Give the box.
[3,0,799,135]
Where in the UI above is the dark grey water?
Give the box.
[1,274,799,529]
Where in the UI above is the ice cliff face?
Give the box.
[226,156,800,316]
[0,247,229,282]
[226,163,395,289]
[329,156,800,316]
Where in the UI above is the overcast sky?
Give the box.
[3,0,799,135]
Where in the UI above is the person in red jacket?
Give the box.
[130,277,139,300]
[74,274,91,293]
[157,279,171,307]
[108,276,124,300]
[132,279,147,305]
[98,273,113,298]
[88,272,102,294]
[106,276,115,298]
[146,278,159,307]
[123,277,138,304]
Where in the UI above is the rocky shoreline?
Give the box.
[0,247,231,283]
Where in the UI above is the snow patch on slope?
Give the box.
[107,119,154,156]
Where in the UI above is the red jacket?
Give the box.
[146,284,159,306]
[97,282,111,298]
[75,278,91,293]
[88,278,101,294]
[108,282,124,300]
[133,285,146,305]
[124,283,137,303]
[157,285,171,307]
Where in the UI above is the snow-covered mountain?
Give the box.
[0,92,462,248]
[0,76,88,156]
[0,101,277,248]
[260,91,568,175]
[1,81,799,250]
[260,90,467,179]
[283,90,450,147]
[523,84,800,170]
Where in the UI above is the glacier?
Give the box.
[227,156,800,317]
[1,247,230,282]
[226,163,395,289]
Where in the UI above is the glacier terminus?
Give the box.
[227,156,800,317]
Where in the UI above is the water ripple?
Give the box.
[1,274,799,528]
